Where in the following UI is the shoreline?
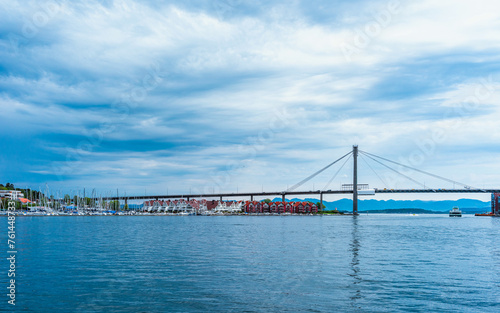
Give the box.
[0,211,338,217]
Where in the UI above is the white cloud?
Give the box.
[1,0,500,199]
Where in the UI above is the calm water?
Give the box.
[1,215,499,312]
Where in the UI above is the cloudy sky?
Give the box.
[1,0,500,200]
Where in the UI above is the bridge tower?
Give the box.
[353,145,358,215]
[492,193,500,215]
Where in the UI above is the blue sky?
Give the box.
[1,0,500,200]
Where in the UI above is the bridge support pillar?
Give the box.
[492,193,500,215]
[251,195,254,201]
[353,145,358,215]
[220,196,223,202]
[320,192,323,213]
[282,194,286,202]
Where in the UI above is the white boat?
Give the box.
[449,206,462,217]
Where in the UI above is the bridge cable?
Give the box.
[287,151,352,192]
[360,152,429,190]
[323,154,352,191]
[359,150,481,190]
[359,154,390,187]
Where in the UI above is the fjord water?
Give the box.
[3,215,499,312]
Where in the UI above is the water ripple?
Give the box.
[0,215,498,312]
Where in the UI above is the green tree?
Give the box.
[109,200,120,211]
[316,202,326,210]
[84,197,93,207]
[64,194,71,205]
[262,199,272,204]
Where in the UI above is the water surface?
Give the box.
[1,214,499,312]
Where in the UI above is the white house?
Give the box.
[0,190,24,200]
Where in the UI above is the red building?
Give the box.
[142,199,321,215]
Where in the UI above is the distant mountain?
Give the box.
[358,208,441,214]
[271,197,490,213]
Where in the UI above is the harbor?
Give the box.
[2,0,500,311]
[2,147,500,217]
[1,199,324,216]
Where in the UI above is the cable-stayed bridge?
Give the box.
[97,146,500,215]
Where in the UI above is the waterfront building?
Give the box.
[0,190,25,200]
[262,202,270,213]
[212,201,244,213]
[270,202,277,213]
[303,202,311,213]
[277,202,285,213]
[293,202,303,214]
[141,199,320,215]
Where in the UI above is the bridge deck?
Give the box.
[96,189,500,201]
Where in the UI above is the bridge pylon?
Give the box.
[492,193,500,215]
[353,145,358,215]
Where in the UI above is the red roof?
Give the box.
[19,198,31,203]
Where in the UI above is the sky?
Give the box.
[1,0,500,201]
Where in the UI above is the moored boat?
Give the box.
[475,212,494,216]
